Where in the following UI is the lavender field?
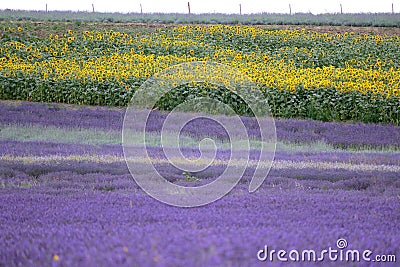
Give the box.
[0,100,399,266]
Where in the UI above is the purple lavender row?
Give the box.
[1,101,399,148]
[0,101,125,130]
[1,158,399,190]
[0,185,398,266]
[2,140,400,165]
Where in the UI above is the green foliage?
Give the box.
[266,88,399,124]
[182,171,200,182]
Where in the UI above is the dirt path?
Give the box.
[258,24,400,36]
[2,21,399,36]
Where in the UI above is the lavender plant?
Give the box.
[0,101,399,266]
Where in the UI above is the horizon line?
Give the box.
[1,9,399,16]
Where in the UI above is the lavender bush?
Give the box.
[0,183,398,266]
[1,101,399,149]
[0,100,399,266]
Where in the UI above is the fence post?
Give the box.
[239,4,242,15]
[92,3,95,13]
[140,3,143,14]
[340,4,343,14]
[289,4,292,15]
[46,3,48,12]
[188,2,191,14]
[392,3,394,14]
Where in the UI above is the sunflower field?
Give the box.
[0,23,399,123]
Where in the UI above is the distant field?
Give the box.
[0,10,399,27]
